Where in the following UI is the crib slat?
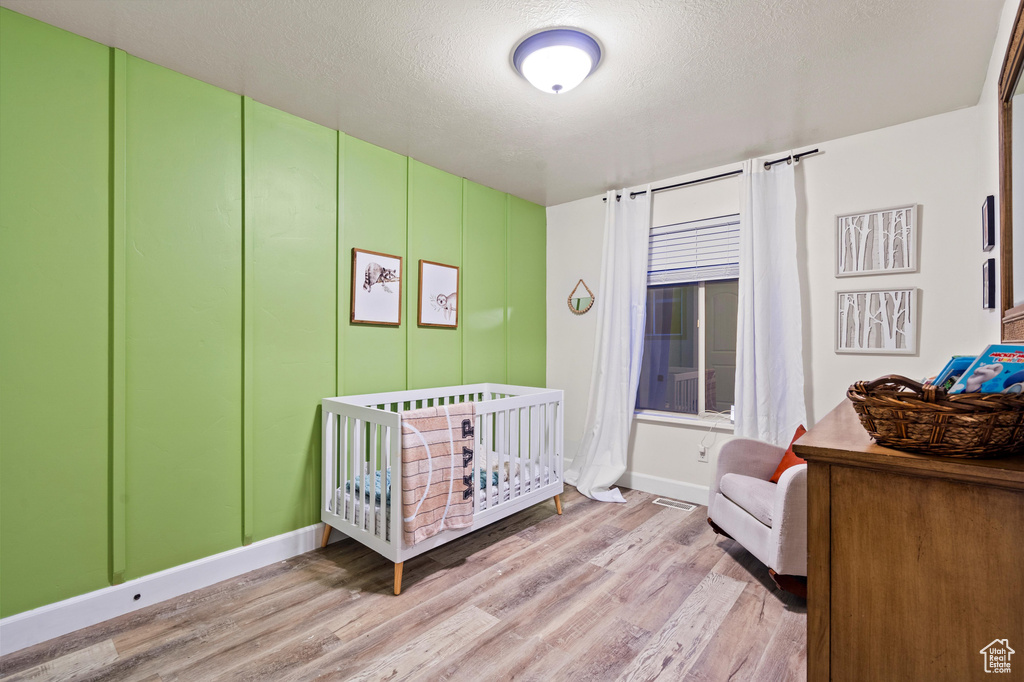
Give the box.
[524,403,532,493]
[472,413,481,511]
[552,402,558,483]
[537,405,544,489]
[511,408,520,500]
[506,409,513,503]
[540,403,548,483]
[519,406,528,496]
[390,422,401,547]
[322,409,335,514]
[342,417,350,521]
[509,408,516,501]
[483,410,492,508]
[337,414,345,509]
[518,407,525,495]
[354,419,363,528]
[542,403,550,487]
[496,409,502,503]
[514,407,520,500]
[498,409,506,504]
[499,408,507,503]
[370,422,379,538]
[556,401,564,482]
[342,411,350,518]
[509,408,516,500]
[338,416,346,519]
[360,419,368,529]
[349,418,357,527]
[550,402,557,485]
[529,406,536,493]
[385,424,393,543]
[503,408,511,503]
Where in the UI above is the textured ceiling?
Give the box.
[0,0,1005,206]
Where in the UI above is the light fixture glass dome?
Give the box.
[513,29,601,95]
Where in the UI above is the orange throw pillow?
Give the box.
[770,425,807,483]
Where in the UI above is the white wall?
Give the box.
[802,106,999,418]
[548,49,1009,503]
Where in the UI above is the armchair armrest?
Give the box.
[769,463,807,576]
[710,438,786,499]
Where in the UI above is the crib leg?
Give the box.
[553,494,563,515]
[321,524,332,548]
[394,562,404,595]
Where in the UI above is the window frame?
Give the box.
[635,280,725,420]
[635,211,740,425]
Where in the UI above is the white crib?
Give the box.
[321,383,564,594]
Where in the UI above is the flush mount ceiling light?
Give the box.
[512,28,602,95]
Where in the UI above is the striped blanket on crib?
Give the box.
[400,403,476,546]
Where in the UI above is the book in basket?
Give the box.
[947,344,1024,394]
[930,355,975,392]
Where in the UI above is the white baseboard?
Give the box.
[615,471,710,506]
[0,522,334,656]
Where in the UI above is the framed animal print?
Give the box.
[351,248,402,325]
[418,260,459,328]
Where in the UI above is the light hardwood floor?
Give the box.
[0,487,806,681]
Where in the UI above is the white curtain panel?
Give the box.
[735,159,807,446]
[565,187,652,503]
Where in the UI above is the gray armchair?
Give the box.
[707,437,807,597]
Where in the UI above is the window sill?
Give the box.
[633,410,735,431]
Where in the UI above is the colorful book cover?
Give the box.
[947,345,1024,394]
[931,355,975,392]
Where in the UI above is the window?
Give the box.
[636,214,739,416]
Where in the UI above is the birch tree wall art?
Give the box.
[836,205,917,276]
[836,288,918,354]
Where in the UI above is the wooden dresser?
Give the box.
[794,401,1024,682]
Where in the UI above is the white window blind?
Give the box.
[647,213,740,285]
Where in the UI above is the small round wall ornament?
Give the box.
[568,279,595,315]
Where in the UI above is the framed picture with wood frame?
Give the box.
[417,260,459,328]
[351,248,402,325]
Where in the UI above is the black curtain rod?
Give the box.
[603,148,820,201]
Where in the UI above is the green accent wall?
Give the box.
[462,181,509,384]
[407,160,464,389]
[340,137,408,396]
[506,196,547,386]
[123,56,244,579]
[0,9,111,617]
[246,100,338,542]
[0,7,545,618]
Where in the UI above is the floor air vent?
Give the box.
[653,498,696,511]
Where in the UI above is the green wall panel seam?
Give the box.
[403,155,409,391]
[336,132,345,397]
[461,178,468,383]
[110,47,127,585]
[405,159,409,391]
[241,96,255,546]
[405,159,412,390]
[458,178,464,386]
[505,194,511,385]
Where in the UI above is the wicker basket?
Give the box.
[846,375,1024,458]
